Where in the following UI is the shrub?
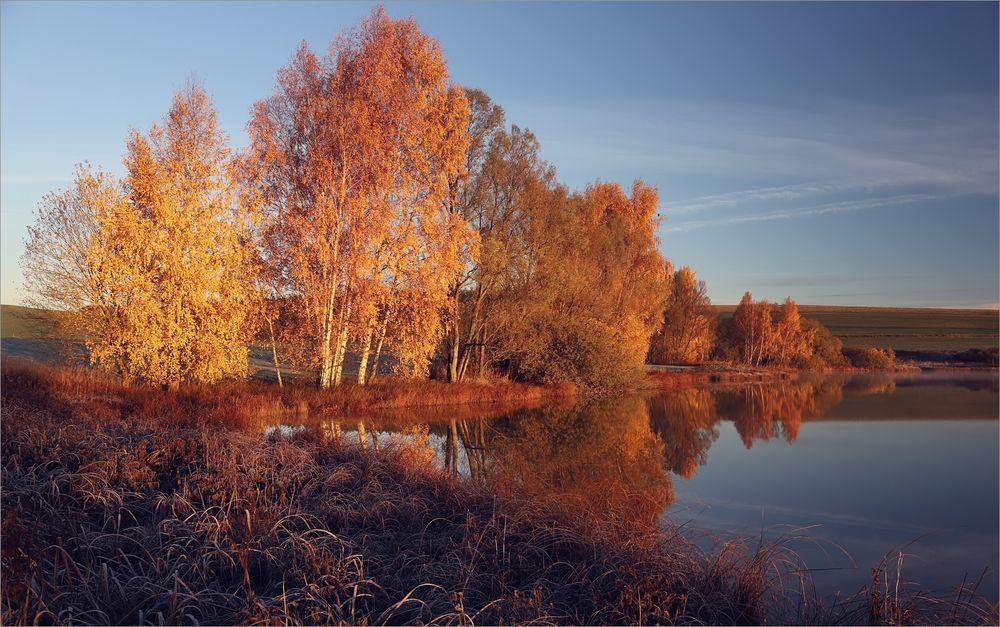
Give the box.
[843,347,897,370]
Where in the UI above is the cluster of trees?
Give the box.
[719,293,846,368]
[647,264,716,365]
[23,87,256,388]
[22,8,667,392]
[647,275,849,369]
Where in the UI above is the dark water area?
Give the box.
[267,371,1000,603]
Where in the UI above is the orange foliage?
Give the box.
[26,83,255,386]
[243,8,474,387]
[649,265,716,365]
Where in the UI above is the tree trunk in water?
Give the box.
[356,318,376,386]
[449,419,459,477]
[444,419,455,475]
[266,315,283,387]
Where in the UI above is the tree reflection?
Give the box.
[648,388,719,478]
[444,398,673,529]
[717,379,844,449]
[288,373,957,527]
[650,377,846,473]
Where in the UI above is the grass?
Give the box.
[0,304,64,339]
[0,359,575,431]
[2,362,996,625]
[716,305,999,352]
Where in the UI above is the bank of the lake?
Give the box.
[3,362,997,626]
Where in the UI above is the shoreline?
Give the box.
[643,361,998,391]
[2,368,994,626]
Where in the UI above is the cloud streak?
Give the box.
[665,191,959,233]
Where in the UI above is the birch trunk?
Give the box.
[368,312,389,384]
[332,296,352,386]
[266,314,283,387]
[355,317,376,385]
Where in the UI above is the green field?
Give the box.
[0,304,63,339]
[4,303,998,355]
[717,305,998,352]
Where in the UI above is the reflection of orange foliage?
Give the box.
[482,398,673,529]
[649,388,719,479]
[648,378,848,476]
[721,380,844,449]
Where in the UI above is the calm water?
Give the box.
[268,371,1000,602]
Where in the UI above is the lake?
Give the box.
[268,371,999,603]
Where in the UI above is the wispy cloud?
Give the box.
[666,192,957,233]
[669,182,862,215]
[755,273,922,288]
[528,94,998,219]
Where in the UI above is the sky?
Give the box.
[2,1,998,308]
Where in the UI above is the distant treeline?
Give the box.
[648,278,848,369]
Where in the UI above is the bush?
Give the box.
[801,319,848,368]
[513,315,646,393]
[843,347,896,370]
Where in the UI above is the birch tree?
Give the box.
[244,8,473,387]
[25,83,255,386]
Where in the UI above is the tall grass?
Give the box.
[2,362,995,625]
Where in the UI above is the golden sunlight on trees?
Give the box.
[243,8,473,387]
[447,118,559,383]
[24,84,255,387]
[442,90,509,382]
[24,10,673,394]
[721,293,846,368]
[648,265,716,365]
[492,180,668,391]
[22,165,117,342]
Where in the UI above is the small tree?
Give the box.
[25,83,257,387]
[648,265,716,365]
[773,297,805,366]
[731,292,775,366]
[22,165,119,347]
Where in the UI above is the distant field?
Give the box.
[716,304,999,352]
[0,304,63,339]
[4,303,997,357]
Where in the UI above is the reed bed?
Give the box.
[2,362,996,625]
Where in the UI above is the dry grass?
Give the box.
[2,362,995,625]
[1,359,575,431]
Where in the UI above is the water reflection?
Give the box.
[265,372,998,599]
[267,373,996,499]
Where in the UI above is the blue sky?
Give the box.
[2,1,997,307]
